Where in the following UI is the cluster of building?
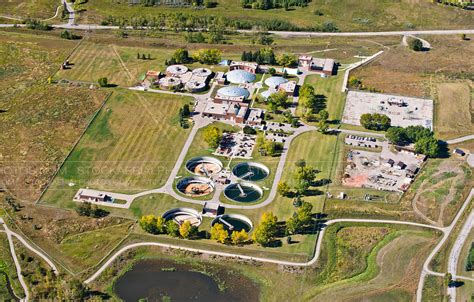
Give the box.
[145,65,213,92]
[298,55,336,76]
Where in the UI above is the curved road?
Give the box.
[84,218,443,284]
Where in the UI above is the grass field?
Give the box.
[40,89,193,208]
[77,0,474,32]
[422,275,447,302]
[435,82,473,140]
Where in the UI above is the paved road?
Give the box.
[447,209,474,301]
[84,218,443,284]
[416,189,474,302]
[61,0,75,26]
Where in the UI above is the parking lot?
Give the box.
[342,91,434,129]
[214,132,256,159]
[345,135,381,149]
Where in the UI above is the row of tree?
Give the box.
[240,0,311,10]
[165,48,222,65]
[241,48,297,67]
[139,214,198,238]
[386,125,440,157]
[278,159,319,197]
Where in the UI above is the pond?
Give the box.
[114,259,259,302]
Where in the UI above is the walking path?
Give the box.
[0,219,29,302]
[446,135,474,145]
[84,217,444,284]
[447,209,474,301]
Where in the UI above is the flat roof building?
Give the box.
[298,56,335,76]
[229,61,259,74]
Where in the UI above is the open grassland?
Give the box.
[78,0,474,31]
[0,233,23,300]
[458,232,474,278]
[40,89,193,208]
[58,221,134,269]
[351,35,474,98]
[0,0,59,20]
[306,225,437,301]
[405,158,473,227]
[435,82,473,140]
[0,31,107,202]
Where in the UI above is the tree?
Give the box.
[296,201,313,226]
[252,32,274,45]
[231,229,249,245]
[243,125,257,135]
[286,215,300,234]
[295,164,317,184]
[98,77,108,87]
[360,113,391,131]
[252,212,278,246]
[166,220,179,237]
[277,181,291,197]
[319,109,329,122]
[268,67,276,75]
[139,215,158,234]
[179,220,195,239]
[295,159,306,168]
[171,48,190,63]
[415,136,440,157]
[65,279,87,300]
[386,127,408,145]
[76,202,92,216]
[445,273,453,287]
[317,119,329,134]
[267,90,288,112]
[276,53,297,67]
[409,38,423,51]
[210,223,229,243]
[193,48,222,64]
[156,216,167,234]
[203,126,222,148]
[182,104,191,117]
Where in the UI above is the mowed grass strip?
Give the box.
[41,89,193,208]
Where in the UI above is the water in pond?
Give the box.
[232,163,269,181]
[224,184,262,203]
[114,259,258,302]
[216,217,251,232]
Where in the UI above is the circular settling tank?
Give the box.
[162,207,202,227]
[224,182,262,203]
[232,162,269,181]
[186,157,223,177]
[177,176,215,197]
[211,214,253,232]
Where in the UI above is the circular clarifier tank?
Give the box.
[224,182,263,203]
[177,176,215,197]
[211,214,253,232]
[186,156,223,177]
[162,207,202,227]
[232,162,269,181]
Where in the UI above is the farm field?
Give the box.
[435,82,473,140]
[40,89,193,208]
[0,30,108,202]
[77,0,474,32]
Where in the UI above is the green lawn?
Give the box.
[40,89,193,208]
[298,74,347,122]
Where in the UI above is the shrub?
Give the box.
[98,77,108,87]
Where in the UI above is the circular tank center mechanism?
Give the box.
[186,156,223,177]
[162,207,202,227]
[177,177,215,197]
[211,214,253,233]
[224,182,263,203]
[232,162,269,181]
